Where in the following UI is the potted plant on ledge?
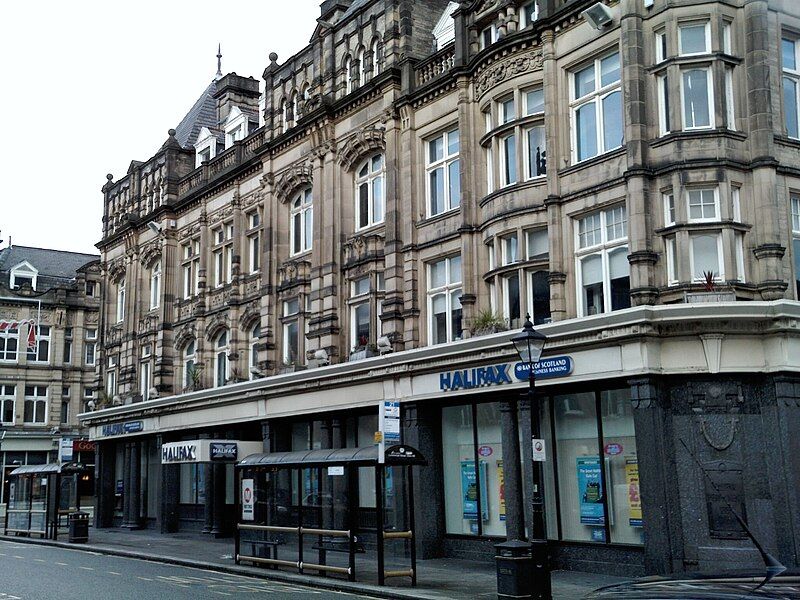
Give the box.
[469,309,509,337]
[685,270,736,303]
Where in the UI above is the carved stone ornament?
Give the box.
[85,312,99,324]
[106,258,127,284]
[180,223,202,240]
[337,128,386,171]
[204,313,230,342]
[275,164,314,203]
[475,49,544,97]
[139,239,163,269]
[174,323,196,350]
[239,303,260,332]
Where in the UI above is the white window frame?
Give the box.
[735,232,746,282]
[501,233,519,265]
[663,193,676,226]
[520,1,539,28]
[575,205,630,317]
[182,239,200,299]
[725,67,736,130]
[84,328,97,366]
[722,21,732,55]
[480,25,497,50]
[656,73,670,136]
[282,299,301,365]
[666,236,678,285]
[9,262,38,291]
[731,187,741,222]
[0,326,19,363]
[345,56,353,94]
[426,127,461,216]
[140,360,152,402]
[106,369,117,398]
[426,255,462,345]
[678,21,711,56]
[290,188,313,255]
[214,330,229,388]
[182,341,196,389]
[116,278,126,323]
[686,188,720,223]
[655,30,667,63]
[349,276,374,351]
[689,232,725,282]
[680,67,714,130]
[501,270,522,327]
[570,51,623,163]
[194,127,217,167]
[63,327,73,365]
[224,107,249,148]
[782,37,800,139]
[23,385,47,424]
[523,124,546,180]
[526,229,549,260]
[500,132,518,187]
[150,261,161,310]
[0,385,15,425]
[372,39,382,75]
[27,325,50,364]
[247,211,261,273]
[355,154,385,230]
[249,324,260,380]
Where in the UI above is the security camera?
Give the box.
[581,3,613,30]
[147,222,162,234]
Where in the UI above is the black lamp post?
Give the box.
[510,314,551,600]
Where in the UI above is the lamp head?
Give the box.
[510,314,546,365]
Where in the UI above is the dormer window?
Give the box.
[480,25,497,50]
[223,106,249,149]
[194,127,218,167]
[10,262,38,291]
[520,2,539,28]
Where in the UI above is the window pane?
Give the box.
[794,238,800,297]
[527,229,548,259]
[476,403,506,536]
[447,129,459,155]
[680,24,708,54]
[503,135,517,184]
[451,290,463,340]
[430,167,444,215]
[429,136,444,163]
[304,208,313,250]
[602,91,623,151]
[600,53,620,87]
[286,321,299,363]
[371,154,383,172]
[501,98,516,123]
[609,248,631,311]
[355,302,371,347]
[600,389,643,545]
[430,260,447,288]
[526,88,544,115]
[358,183,369,228]
[581,255,604,315]
[784,39,797,71]
[683,69,711,128]
[353,277,370,296]
[372,176,384,222]
[554,392,603,542]
[448,160,461,208]
[527,126,546,177]
[442,405,476,534]
[531,271,551,325]
[575,64,595,98]
[576,102,597,161]
[692,235,720,279]
[505,273,521,324]
[431,294,447,344]
[784,77,799,138]
[450,255,462,283]
[292,213,301,253]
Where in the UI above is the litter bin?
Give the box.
[68,511,89,543]
[495,540,532,599]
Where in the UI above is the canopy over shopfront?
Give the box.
[236,444,426,586]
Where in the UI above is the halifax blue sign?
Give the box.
[439,356,573,392]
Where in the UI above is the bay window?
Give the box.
[678,22,710,56]
[355,154,384,229]
[687,188,718,222]
[427,128,461,216]
[681,68,713,129]
[690,233,724,281]
[502,272,521,327]
[290,188,313,255]
[576,205,630,316]
[571,51,623,162]
[427,255,462,345]
[656,73,670,135]
[783,37,799,138]
[525,125,546,178]
[526,229,548,261]
[665,236,678,285]
[501,133,517,186]
[663,193,676,226]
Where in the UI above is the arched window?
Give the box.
[214,330,229,388]
[116,278,126,323]
[355,154,385,230]
[249,323,260,380]
[357,48,365,87]
[291,91,298,125]
[345,56,353,94]
[183,340,196,390]
[290,188,313,255]
[149,261,161,310]
[281,99,288,131]
[372,39,382,76]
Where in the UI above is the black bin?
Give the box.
[68,511,89,543]
[495,540,532,599]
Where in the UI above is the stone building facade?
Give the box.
[84,0,800,578]
[0,245,100,506]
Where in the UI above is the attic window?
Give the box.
[480,25,497,50]
[223,106,249,149]
[10,263,38,291]
[194,127,218,167]
[198,148,211,163]
[433,1,458,50]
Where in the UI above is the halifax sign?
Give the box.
[439,356,573,392]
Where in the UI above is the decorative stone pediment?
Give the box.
[204,313,230,342]
[343,233,385,269]
[275,164,314,203]
[106,258,127,284]
[180,222,202,240]
[475,49,543,98]
[139,239,163,269]
[278,260,311,289]
[239,303,261,332]
[174,323,196,350]
[337,128,385,171]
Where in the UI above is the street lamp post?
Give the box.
[510,314,551,600]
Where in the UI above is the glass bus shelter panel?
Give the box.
[381,465,413,565]
[29,475,48,534]
[7,475,31,532]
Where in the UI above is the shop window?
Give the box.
[23,385,47,424]
[576,206,630,316]
[476,403,507,537]
[784,37,800,138]
[355,154,385,230]
[442,404,476,534]
[26,325,50,364]
[179,463,205,505]
[426,127,461,216]
[0,385,15,424]
[427,255,462,345]
[571,51,623,162]
[290,188,313,255]
[214,330,229,387]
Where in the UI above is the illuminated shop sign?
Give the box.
[100,421,144,437]
[439,356,573,392]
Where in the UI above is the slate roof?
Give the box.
[340,0,369,22]
[174,78,219,150]
[0,246,99,281]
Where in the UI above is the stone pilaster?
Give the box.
[500,400,525,541]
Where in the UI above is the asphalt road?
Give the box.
[0,539,372,600]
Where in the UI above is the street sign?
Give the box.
[378,400,401,463]
[532,438,547,462]
[241,478,254,521]
[59,438,73,462]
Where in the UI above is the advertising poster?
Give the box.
[625,458,642,527]
[497,461,505,521]
[577,456,605,525]
[461,460,489,521]
[241,478,255,521]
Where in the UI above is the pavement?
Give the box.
[0,528,628,599]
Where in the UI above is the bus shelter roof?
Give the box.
[238,444,426,468]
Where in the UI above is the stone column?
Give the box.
[629,377,682,574]
[500,400,525,541]
[201,434,214,534]
[95,442,115,528]
[402,403,444,559]
[160,461,180,534]
[121,443,132,527]
[125,442,141,529]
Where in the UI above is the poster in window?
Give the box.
[461,460,489,521]
[577,456,605,525]
[497,461,505,521]
[625,458,642,527]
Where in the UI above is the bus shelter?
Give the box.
[235,444,426,586]
[4,462,89,540]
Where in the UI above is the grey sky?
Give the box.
[1,1,320,254]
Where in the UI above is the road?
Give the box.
[0,539,373,600]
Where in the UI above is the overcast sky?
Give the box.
[1,1,320,255]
